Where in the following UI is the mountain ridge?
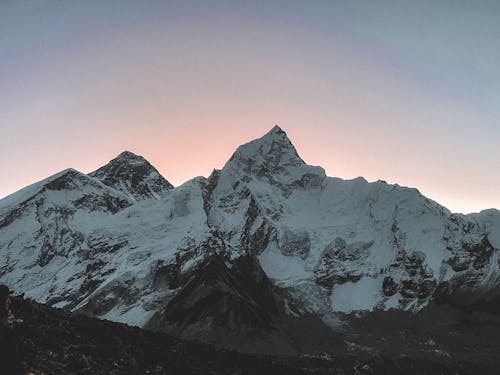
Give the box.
[0,126,499,353]
[89,150,173,201]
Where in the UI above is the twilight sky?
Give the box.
[1,0,499,213]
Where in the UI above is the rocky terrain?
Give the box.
[2,286,500,375]
[0,286,341,375]
[0,126,499,359]
[89,151,173,201]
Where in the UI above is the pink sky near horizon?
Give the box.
[1,1,499,214]
[1,122,497,215]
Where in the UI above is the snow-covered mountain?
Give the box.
[1,126,499,348]
[89,151,173,200]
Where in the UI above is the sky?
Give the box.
[1,0,499,214]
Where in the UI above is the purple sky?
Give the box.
[1,1,499,213]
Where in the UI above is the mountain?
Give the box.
[0,126,499,354]
[89,150,173,200]
[0,168,132,270]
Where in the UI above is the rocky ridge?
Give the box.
[89,151,173,201]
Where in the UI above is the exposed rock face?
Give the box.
[382,276,398,297]
[278,228,310,259]
[150,254,280,344]
[0,126,499,351]
[314,238,373,288]
[89,151,173,200]
[223,126,325,186]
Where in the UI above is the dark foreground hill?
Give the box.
[1,287,500,375]
[1,290,335,375]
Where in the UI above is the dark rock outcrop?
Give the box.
[382,276,398,297]
[148,254,280,349]
[313,238,372,289]
[278,228,311,259]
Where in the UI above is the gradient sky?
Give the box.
[1,0,499,213]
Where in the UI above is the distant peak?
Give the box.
[114,151,144,161]
[104,151,150,169]
[89,151,173,200]
[58,168,80,176]
[222,125,326,182]
[230,126,297,162]
[47,168,90,183]
[260,125,288,140]
[44,168,95,191]
[268,125,285,135]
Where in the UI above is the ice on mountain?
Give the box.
[0,125,499,329]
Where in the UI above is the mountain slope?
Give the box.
[0,126,499,353]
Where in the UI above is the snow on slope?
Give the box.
[0,159,206,327]
[203,126,498,315]
[203,126,462,314]
[1,126,499,329]
[470,209,500,248]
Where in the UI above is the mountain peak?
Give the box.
[112,151,147,165]
[267,124,285,135]
[222,126,325,184]
[89,152,173,200]
[258,125,289,144]
[225,126,298,165]
[115,150,140,158]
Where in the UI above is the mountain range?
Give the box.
[1,126,499,357]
